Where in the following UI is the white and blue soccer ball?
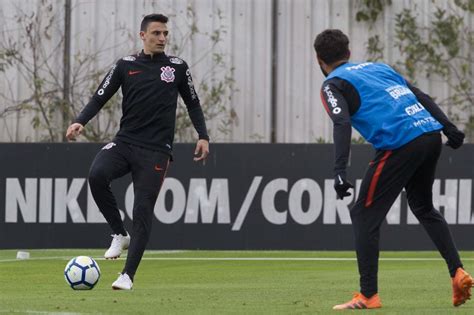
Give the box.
[64,256,101,290]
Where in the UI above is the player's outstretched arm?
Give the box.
[71,62,122,137]
[65,123,84,141]
[407,81,465,149]
[320,81,353,185]
[179,73,209,137]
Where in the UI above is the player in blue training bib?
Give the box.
[314,29,469,310]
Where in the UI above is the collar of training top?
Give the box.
[138,50,168,60]
[333,61,349,70]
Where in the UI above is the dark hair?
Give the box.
[313,29,350,64]
[140,14,168,32]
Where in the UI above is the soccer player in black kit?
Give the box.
[66,14,209,290]
[314,29,472,309]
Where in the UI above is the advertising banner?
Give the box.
[0,143,472,250]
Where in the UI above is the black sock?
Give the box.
[450,265,463,278]
[114,227,127,236]
[361,291,376,299]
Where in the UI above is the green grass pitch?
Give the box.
[1,250,474,314]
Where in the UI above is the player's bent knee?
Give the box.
[410,205,434,218]
[88,167,109,187]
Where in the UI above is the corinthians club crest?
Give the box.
[160,66,175,83]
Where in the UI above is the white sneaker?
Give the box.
[104,233,130,259]
[112,273,133,290]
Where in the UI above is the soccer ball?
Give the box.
[64,256,101,290]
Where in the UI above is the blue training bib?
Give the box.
[326,62,442,150]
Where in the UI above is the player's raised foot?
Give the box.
[452,267,473,307]
[333,292,382,310]
[112,273,133,290]
[104,233,130,259]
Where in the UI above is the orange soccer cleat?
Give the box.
[333,292,382,310]
[452,268,474,307]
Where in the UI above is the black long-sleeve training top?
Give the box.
[320,69,455,177]
[75,51,209,155]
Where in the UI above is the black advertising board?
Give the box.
[0,143,472,250]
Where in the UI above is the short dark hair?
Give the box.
[140,14,168,32]
[313,29,350,65]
